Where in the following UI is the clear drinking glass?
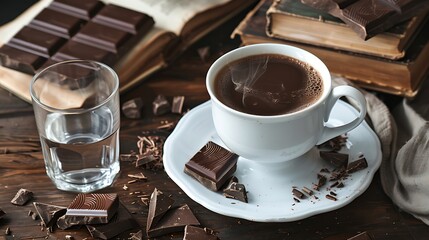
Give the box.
[30,60,120,193]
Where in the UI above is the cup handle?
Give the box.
[317,85,367,145]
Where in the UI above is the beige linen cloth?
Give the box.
[332,76,429,225]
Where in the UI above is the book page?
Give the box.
[104,0,229,35]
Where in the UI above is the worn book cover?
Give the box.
[0,0,257,104]
[233,0,429,97]
[266,0,427,60]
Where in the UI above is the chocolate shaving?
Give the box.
[326,194,338,201]
[292,188,305,199]
[302,187,313,196]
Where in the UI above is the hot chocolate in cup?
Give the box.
[206,43,367,162]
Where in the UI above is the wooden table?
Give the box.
[1,18,429,240]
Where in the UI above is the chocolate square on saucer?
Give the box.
[184,141,238,191]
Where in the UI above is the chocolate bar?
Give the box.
[33,202,67,228]
[146,188,175,231]
[10,188,33,206]
[57,193,119,229]
[147,204,200,238]
[86,203,139,240]
[301,0,429,39]
[320,151,349,168]
[184,141,238,191]
[0,0,154,78]
[184,225,220,240]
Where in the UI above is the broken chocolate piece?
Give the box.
[122,98,144,119]
[57,193,119,229]
[147,204,200,238]
[33,202,67,228]
[347,231,375,240]
[347,157,368,173]
[152,95,171,116]
[184,225,220,240]
[320,151,349,168]
[223,182,248,203]
[86,203,139,240]
[171,96,185,114]
[184,141,238,191]
[11,188,33,206]
[0,208,5,219]
[0,45,46,74]
[146,188,175,231]
[314,174,327,190]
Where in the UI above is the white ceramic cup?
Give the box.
[206,43,367,163]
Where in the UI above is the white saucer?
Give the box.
[163,101,381,222]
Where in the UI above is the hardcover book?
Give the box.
[233,0,429,97]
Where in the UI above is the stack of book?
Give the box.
[232,0,429,97]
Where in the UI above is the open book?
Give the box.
[0,0,257,104]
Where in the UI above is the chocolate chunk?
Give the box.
[317,134,347,151]
[86,203,139,240]
[223,182,248,203]
[33,202,67,228]
[347,157,368,173]
[57,193,119,229]
[152,95,171,116]
[147,204,200,238]
[10,188,33,206]
[7,27,67,58]
[314,174,327,191]
[122,98,144,119]
[184,225,220,240]
[184,141,238,191]
[0,45,46,74]
[0,208,5,219]
[171,96,185,114]
[28,8,85,39]
[92,4,154,34]
[48,0,104,20]
[347,231,375,240]
[320,151,349,168]
[147,188,175,231]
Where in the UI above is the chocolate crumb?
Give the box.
[5,227,10,235]
[330,181,339,188]
[123,184,129,190]
[329,191,337,196]
[293,197,301,203]
[31,211,39,220]
[337,182,345,188]
[65,235,74,240]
